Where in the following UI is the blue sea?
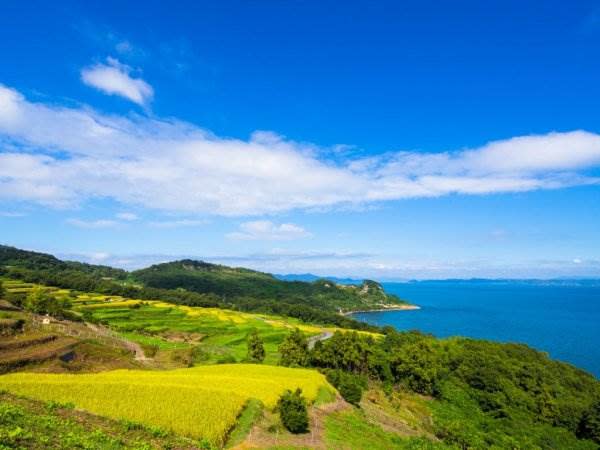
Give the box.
[351,281,600,378]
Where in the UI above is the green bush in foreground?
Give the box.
[277,388,309,434]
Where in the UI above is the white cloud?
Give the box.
[115,40,134,54]
[227,221,312,241]
[148,219,208,228]
[88,252,111,262]
[0,211,26,217]
[0,84,600,216]
[56,249,600,279]
[66,218,120,229]
[80,58,153,105]
[116,212,138,221]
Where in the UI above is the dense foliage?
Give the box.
[325,369,366,405]
[278,328,309,367]
[277,389,309,434]
[23,287,71,319]
[578,399,600,443]
[307,329,600,448]
[132,259,405,312]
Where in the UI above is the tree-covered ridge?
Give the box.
[0,245,127,280]
[132,259,406,312]
[0,246,379,331]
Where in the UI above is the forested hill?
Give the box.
[0,245,126,280]
[132,259,407,313]
[0,245,402,329]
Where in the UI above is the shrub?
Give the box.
[246,329,265,363]
[5,292,26,308]
[326,370,366,406]
[24,287,71,319]
[142,344,159,358]
[277,388,309,433]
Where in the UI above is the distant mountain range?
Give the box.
[275,273,365,285]
[276,273,600,287]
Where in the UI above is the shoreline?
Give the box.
[342,304,421,316]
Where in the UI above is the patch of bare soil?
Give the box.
[234,396,349,450]
[159,330,206,344]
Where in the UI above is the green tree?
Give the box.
[578,400,600,444]
[279,328,309,367]
[277,388,309,433]
[24,287,70,318]
[0,280,5,299]
[326,370,365,406]
[246,329,265,363]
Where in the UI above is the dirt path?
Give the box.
[307,331,333,349]
[84,323,151,362]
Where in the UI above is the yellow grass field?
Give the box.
[0,364,333,446]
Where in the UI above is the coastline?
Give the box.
[342,304,421,316]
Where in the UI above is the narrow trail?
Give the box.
[84,323,151,362]
[307,331,333,350]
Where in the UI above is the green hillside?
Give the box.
[132,259,406,313]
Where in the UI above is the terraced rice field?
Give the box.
[0,364,333,446]
[1,278,322,362]
[1,278,379,364]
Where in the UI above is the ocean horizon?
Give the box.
[352,280,600,378]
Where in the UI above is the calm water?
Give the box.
[352,281,600,378]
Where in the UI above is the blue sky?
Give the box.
[1,0,599,279]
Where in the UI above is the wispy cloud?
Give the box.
[53,249,600,279]
[0,211,27,218]
[148,219,208,228]
[0,84,599,216]
[66,218,120,229]
[115,212,138,221]
[227,221,312,241]
[80,58,153,105]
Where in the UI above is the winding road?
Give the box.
[307,331,333,350]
